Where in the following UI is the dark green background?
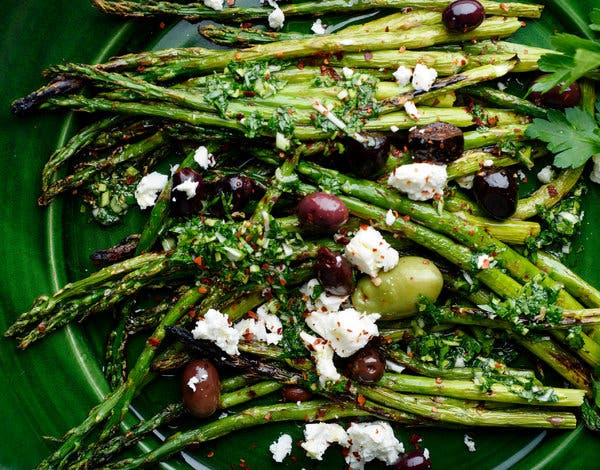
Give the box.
[1,1,600,468]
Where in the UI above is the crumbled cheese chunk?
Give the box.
[344,226,399,277]
[385,360,406,373]
[387,163,447,201]
[385,209,397,226]
[275,132,291,151]
[268,6,285,29]
[172,179,199,200]
[404,100,421,120]
[456,174,475,190]
[342,67,354,79]
[203,0,224,10]
[476,254,496,270]
[411,63,438,92]
[464,434,476,452]
[193,145,216,169]
[591,155,600,184]
[537,165,555,184]
[305,308,380,358]
[299,331,341,386]
[187,376,200,392]
[301,423,349,460]
[337,89,349,100]
[134,171,168,209]
[344,422,404,470]
[192,309,241,356]
[300,278,348,313]
[390,125,399,133]
[269,434,293,462]
[483,159,494,167]
[234,304,283,345]
[311,18,327,34]
[392,65,413,87]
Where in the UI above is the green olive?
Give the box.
[351,256,443,320]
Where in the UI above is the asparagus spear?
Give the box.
[92,0,544,22]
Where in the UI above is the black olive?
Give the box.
[442,0,485,33]
[341,133,390,178]
[297,192,349,232]
[181,359,220,419]
[529,77,581,108]
[314,246,354,296]
[407,122,464,163]
[473,167,518,220]
[171,168,208,217]
[394,449,432,470]
[345,347,385,383]
[211,175,260,217]
[281,385,313,402]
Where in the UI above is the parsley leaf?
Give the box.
[590,8,600,32]
[525,107,600,168]
[531,33,600,94]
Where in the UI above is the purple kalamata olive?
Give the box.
[394,449,432,470]
[341,133,390,178]
[211,175,260,217]
[442,0,485,33]
[407,122,464,163]
[473,167,518,220]
[345,347,385,383]
[281,385,313,402]
[297,192,349,232]
[314,246,354,296]
[171,168,208,217]
[181,359,220,419]
[529,78,581,108]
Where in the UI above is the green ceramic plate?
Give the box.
[2,1,600,468]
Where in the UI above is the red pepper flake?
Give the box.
[207,451,215,458]
[159,21,166,29]
[409,434,423,446]
[136,65,145,72]
[276,52,284,58]
[147,337,161,347]
[547,185,558,198]
[234,52,241,60]
[247,310,258,320]
[487,116,498,127]
[193,255,204,267]
[500,2,509,12]
[297,60,305,70]
[399,46,406,53]
[226,0,235,5]
[280,278,287,286]
[188,310,197,318]
[198,285,208,295]
[357,394,366,406]
[264,413,273,420]
[402,215,410,222]
[38,322,46,333]
[436,377,443,384]
[125,175,137,185]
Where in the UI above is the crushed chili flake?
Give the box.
[198,286,208,295]
[264,412,273,420]
[547,185,559,198]
[435,377,443,384]
[147,337,161,347]
[38,322,46,333]
[207,451,215,458]
[357,394,366,406]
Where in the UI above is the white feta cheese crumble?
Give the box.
[483,159,494,167]
[390,125,400,133]
[186,376,200,392]
[305,308,380,358]
[537,165,555,184]
[301,423,349,460]
[269,434,293,462]
[299,331,341,386]
[311,18,327,34]
[172,179,199,200]
[385,360,406,373]
[268,6,285,29]
[134,171,168,209]
[345,421,404,470]
[404,100,421,120]
[385,209,397,226]
[456,174,475,190]
[339,39,355,45]
[387,163,447,201]
[203,0,224,10]
[476,254,496,270]
[411,63,438,92]
[300,278,348,313]
[275,132,291,151]
[234,304,283,345]
[337,89,349,100]
[392,65,412,87]
[464,434,477,452]
[192,309,241,356]
[342,67,354,79]
[193,145,216,169]
[591,155,600,184]
[344,226,399,277]
[497,81,507,91]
